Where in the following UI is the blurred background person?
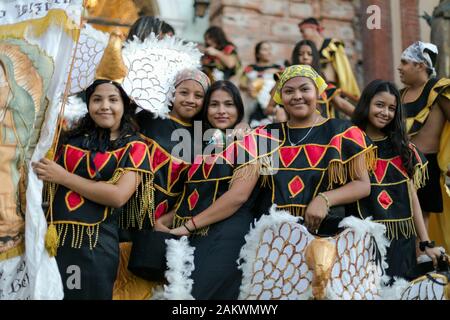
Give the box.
[201,26,241,83]
[240,41,282,125]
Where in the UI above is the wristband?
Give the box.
[419,240,435,252]
[183,223,193,233]
[317,192,330,211]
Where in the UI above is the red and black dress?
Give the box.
[346,137,428,279]
[137,112,192,227]
[201,44,241,81]
[174,128,280,299]
[257,119,376,235]
[47,134,152,299]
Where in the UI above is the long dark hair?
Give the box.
[62,80,139,152]
[255,41,268,63]
[201,80,244,130]
[291,40,321,71]
[204,26,233,50]
[352,80,414,177]
[127,16,164,42]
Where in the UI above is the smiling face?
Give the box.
[206,89,239,130]
[367,91,397,131]
[88,83,124,138]
[281,76,318,122]
[172,80,205,123]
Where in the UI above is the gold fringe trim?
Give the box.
[413,163,428,190]
[0,242,25,261]
[327,147,377,190]
[54,223,100,250]
[230,156,273,189]
[375,218,417,241]
[0,9,80,41]
[173,214,209,236]
[108,169,155,230]
[229,161,260,188]
[282,206,307,217]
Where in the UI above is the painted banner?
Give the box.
[0,0,84,299]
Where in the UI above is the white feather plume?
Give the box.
[238,205,303,299]
[70,24,109,94]
[151,236,196,300]
[122,34,202,118]
[63,95,87,130]
[338,215,390,271]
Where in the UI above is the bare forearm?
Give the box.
[185,174,258,231]
[185,190,246,230]
[323,179,370,207]
[217,51,237,69]
[332,95,355,117]
[159,209,175,227]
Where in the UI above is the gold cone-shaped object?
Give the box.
[95,30,128,83]
[305,238,337,300]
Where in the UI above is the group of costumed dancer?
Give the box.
[2,12,449,300]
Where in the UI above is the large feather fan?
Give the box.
[69,25,202,118]
[121,34,202,118]
[238,206,391,300]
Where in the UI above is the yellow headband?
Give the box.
[273,65,327,105]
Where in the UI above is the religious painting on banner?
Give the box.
[0,0,84,299]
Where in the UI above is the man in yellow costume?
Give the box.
[398,41,450,253]
[0,39,53,264]
[298,17,360,102]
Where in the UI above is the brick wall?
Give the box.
[360,0,394,83]
[209,0,362,84]
[400,0,421,50]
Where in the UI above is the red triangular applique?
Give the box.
[254,127,277,141]
[329,135,342,152]
[390,156,408,177]
[187,156,203,180]
[114,148,126,162]
[279,147,302,168]
[343,127,366,148]
[203,154,218,179]
[304,145,327,167]
[88,152,111,178]
[221,143,236,165]
[65,146,86,173]
[154,200,169,220]
[129,142,147,168]
[373,159,389,183]
[168,160,189,189]
[240,134,257,158]
[151,146,170,172]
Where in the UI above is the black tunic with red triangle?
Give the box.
[137,112,193,227]
[174,127,281,299]
[47,134,152,299]
[256,119,376,235]
[346,136,428,280]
